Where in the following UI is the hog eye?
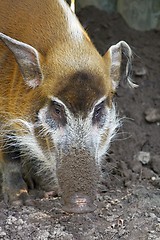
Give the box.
[54,104,61,115]
[94,106,102,118]
[51,101,63,116]
[93,101,105,123]
[49,101,67,126]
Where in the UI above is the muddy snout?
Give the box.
[57,148,98,213]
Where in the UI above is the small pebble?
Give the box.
[149,213,157,219]
[145,108,160,123]
[134,66,147,76]
[137,151,151,165]
[156,223,160,231]
[0,231,6,237]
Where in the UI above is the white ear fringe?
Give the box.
[119,41,138,88]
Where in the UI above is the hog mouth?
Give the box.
[61,193,97,214]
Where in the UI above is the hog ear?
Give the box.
[0,32,43,88]
[103,41,138,91]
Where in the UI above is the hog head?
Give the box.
[0,29,134,213]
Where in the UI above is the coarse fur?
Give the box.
[0,0,134,212]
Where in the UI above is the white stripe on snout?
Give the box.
[49,96,68,108]
[58,0,83,42]
[94,96,107,107]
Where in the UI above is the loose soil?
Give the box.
[0,6,160,240]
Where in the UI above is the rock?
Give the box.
[156,223,160,232]
[36,230,50,240]
[151,177,160,188]
[133,65,147,77]
[145,108,160,123]
[136,151,151,165]
[117,0,160,31]
[76,0,117,12]
[0,227,6,237]
[149,212,157,220]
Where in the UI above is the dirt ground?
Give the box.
[0,6,160,240]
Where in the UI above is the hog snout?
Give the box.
[57,148,99,213]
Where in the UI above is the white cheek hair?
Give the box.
[6,118,57,180]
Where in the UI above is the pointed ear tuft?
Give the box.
[0,32,43,88]
[103,41,138,90]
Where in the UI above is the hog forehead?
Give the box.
[55,71,108,115]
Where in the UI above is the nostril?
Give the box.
[61,193,97,214]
